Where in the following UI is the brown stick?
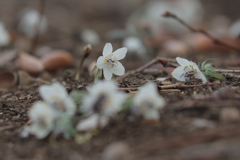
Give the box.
[214,69,240,73]
[162,11,240,53]
[116,57,177,81]
[158,82,214,90]
[117,82,214,91]
[221,73,240,79]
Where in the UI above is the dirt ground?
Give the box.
[1,0,240,160]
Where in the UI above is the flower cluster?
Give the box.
[77,81,166,132]
[21,82,76,139]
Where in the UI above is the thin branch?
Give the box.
[116,57,177,81]
[214,69,240,73]
[158,82,214,90]
[117,82,214,91]
[162,11,240,53]
[221,73,240,79]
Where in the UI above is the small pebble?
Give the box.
[220,107,240,122]
[102,142,132,160]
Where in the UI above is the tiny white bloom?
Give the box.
[0,22,10,47]
[81,29,100,45]
[28,102,55,139]
[171,57,207,83]
[18,9,47,38]
[76,114,108,132]
[123,37,146,56]
[133,82,165,120]
[81,80,126,117]
[39,82,76,117]
[97,43,127,80]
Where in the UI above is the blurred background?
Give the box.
[0,0,240,75]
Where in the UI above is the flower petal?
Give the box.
[111,62,125,76]
[103,43,113,56]
[39,82,67,103]
[76,114,108,132]
[112,47,127,60]
[144,109,160,120]
[96,56,105,69]
[195,72,207,83]
[176,57,191,66]
[171,66,186,81]
[103,67,112,80]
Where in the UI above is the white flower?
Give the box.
[81,80,126,117]
[133,82,165,120]
[122,37,146,57]
[28,102,55,139]
[171,57,207,83]
[81,29,100,45]
[76,114,108,132]
[18,9,47,38]
[97,43,127,80]
[39,82,76,117]
[0,22,10,47]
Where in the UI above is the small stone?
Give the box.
[220,107,240,122]
[12,114,20,121]
[102,142,132,160]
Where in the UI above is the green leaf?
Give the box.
[54,114,76,139]
[204,63,215,71]
[205,70,226,80]
[94,69,102,83]
[70,90,87,105]
[201,59,215,69]
[90,65,98,76]
[121,98,134,111]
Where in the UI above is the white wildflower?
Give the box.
[0,22,10,47]
[133,82,165,120]
[76,114,108,132]
[39,82,76,117]
[27,102,55,139]
[122,37,146,57]
[81,80,126,117]
[81,29,100,45]
[18,9,47,38]
[171,57,207,83]
[97,43,127,80]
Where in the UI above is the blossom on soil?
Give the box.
[77,80,126,132]
[81,80,126,117]
[27,102,55,139]
[0,22,10,47]
[171,57,207,83]
[96,43,127,80]
[132,82,165,120]
[39,82,76,117]
[123,36,146,56]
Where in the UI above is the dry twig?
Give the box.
[117,82,214,92]
[162,11,240,53]
[117,57,177,81]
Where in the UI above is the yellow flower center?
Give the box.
[103,54,118,68]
